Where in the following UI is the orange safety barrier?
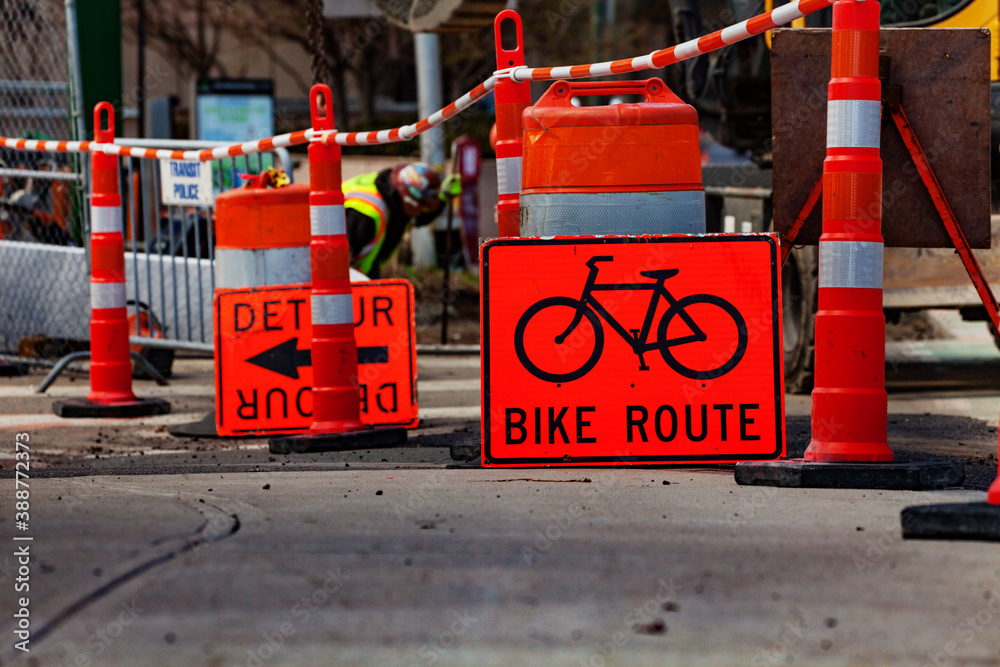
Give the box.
[52,103,169,418]
[214,181,312,290]
[212,177,312,437]
[519,78,705,236]
[805,0,890,462]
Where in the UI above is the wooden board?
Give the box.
[772,28,991,248]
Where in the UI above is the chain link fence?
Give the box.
[0,0,88,360]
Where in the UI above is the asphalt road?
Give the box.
[0,313,997,665]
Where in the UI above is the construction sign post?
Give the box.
[481,235,785,467]
[215,280,418,437]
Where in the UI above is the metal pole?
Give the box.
[415,33,446,166]
[64,0,87,142]
[413,32,446,268]
[441,195,454,345]
[64,0,90,239]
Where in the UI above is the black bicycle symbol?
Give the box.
[514,256,748,383]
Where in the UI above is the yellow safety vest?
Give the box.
[343,172,389,275]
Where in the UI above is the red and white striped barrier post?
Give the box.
[736,0,962,489]
[493,9,531,238]
[53,103,169,418]
[805,0,891,462]
[306,85,364,434]
[269,85,406,454]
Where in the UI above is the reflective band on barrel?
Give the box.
[497,156,523,196]
[520,190,705,236]
[90,282,126,309]
[311,293,353,326]
[90,206,122,234]
[215,247,311,289]
[819,240,883,289]
[827,99,881,149]
[310,204,346,237]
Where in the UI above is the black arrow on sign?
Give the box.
[246,338,390,379]
[245,337,312,379]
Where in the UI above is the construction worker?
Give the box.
[344,162,451,278]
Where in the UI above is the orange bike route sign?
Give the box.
[215,279,418,436]
[481,234,785,467]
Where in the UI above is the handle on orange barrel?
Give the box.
[537,79,682,107]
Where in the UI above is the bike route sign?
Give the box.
[214,280,418,436]
[481,235,785,466]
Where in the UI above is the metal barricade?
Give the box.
[117,139,294,356]
[0,139,293,362]
[0,0,89,361]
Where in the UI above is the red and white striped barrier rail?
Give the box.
[0,0,832,159]
[0,132,313,162]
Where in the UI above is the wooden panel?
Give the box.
[772,28,991,248]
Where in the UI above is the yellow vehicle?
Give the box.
[669,0,1000,392]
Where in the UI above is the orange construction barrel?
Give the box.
[520,78,705,236]
[214,180,311,288]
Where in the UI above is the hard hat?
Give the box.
[392,163,442,214]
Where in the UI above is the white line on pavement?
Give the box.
[417,355,480,370]
[418,379,480,393]
[0,384,215,398]
[0,412,203,430]
[418,406,480,420]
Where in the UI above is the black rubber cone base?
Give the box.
[0,361,29,377]
[270,426,407,455]
[53,397,171,419]
[168,411,220,438]
[902,503,1000,542]
[735,459,965,490]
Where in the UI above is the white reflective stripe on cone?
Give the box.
[819,240,883,289]
[310,204,346,237]
[215,247,311,289]
[826,99,881,149]
[496,156,523,196]
[90,206,122,234]
[311,293,354,326]
[90,282,127,309]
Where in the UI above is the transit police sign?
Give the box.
[159,159,214,207]
[480,234,785,467]
[214,280,418,436]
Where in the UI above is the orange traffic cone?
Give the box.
[269,85,406,454]
[53,103,169,418]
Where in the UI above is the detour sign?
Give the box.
[481,235,785,467]
[215,279,418,436]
